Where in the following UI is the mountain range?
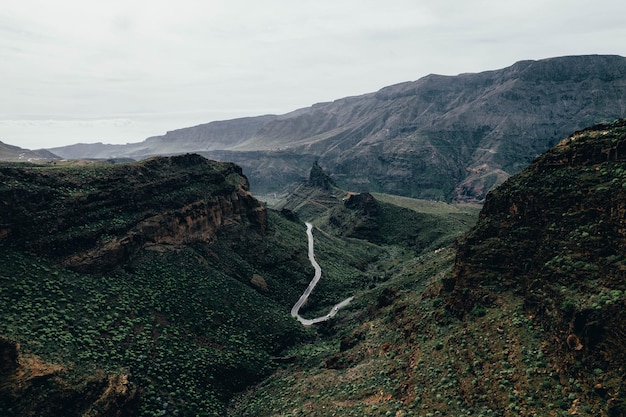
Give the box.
[47,54,626,202]
[3,119,626,415]
[3,54,626,416]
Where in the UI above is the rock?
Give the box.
[308,160,336,190]
[0,337,139,416]
[343,192,379,216]
[250,273,268,292]
[0,154,267,273]
[280,208,299,222]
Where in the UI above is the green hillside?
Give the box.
[230,120,626,416]
[16,122,626,417]
[0,155,478,416]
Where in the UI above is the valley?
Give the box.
[230,119,626,417]
[1,56,626,416]
[290,222,355,326]
[3,120,626,415]
[0,154,478,416]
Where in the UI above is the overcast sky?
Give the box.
[2,0,625,149]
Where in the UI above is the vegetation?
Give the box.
[229,250,567,416]
[0,232,311,416]
[230,120,626,416]
[0,157,315,415]
[0,155,479,416]
[9,118,626,416]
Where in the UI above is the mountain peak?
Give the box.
[308,160,336,190]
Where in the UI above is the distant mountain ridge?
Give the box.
[49,55,626,201]
[0,140,59,162]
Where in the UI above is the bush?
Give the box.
[560,300,575,314]
[470,304,486,317]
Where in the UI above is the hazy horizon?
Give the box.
[2,0,626,149]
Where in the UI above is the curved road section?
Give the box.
[291,222,354,326]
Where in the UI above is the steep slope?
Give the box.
[0,154,267,272]
[446,118,626,414]
[0,155,292,416]
[0,337,138,417]
[49,55,626,201]
[2,154,420,416]
[230,120,626,417]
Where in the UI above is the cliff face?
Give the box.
[0,154,266,273]
[0,337,139,417]
[447,119,626,412]
[0,155,313,416]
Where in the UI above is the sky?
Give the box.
[2,0,626,149]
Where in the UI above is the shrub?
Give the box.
[560,300,575,314]
[470,304,486,317]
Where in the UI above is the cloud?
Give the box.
[1,0,625,148]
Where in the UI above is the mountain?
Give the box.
[0,155,300,416]
[0,140,60,162]
[0,155,317,416]
[229,120,626,416]
[445,118,626,413]
[49,55,626,202]
[2,154,476,416]
[0,153,484,416]
[5,120,626,415]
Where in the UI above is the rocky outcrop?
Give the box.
[308,160,336,190]
[343,192,379,215]
[250,273,268,292]
[327,192,381,242]
[446,119,626,413]
[0,154,266,273]
[0,337,138,417]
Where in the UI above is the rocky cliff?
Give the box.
[446,119,626,414]
[0,155,316,416]
[50,55,626,202]
[0,154,266,273]
[0,337,138,417]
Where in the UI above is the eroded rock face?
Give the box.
[0,337,139,417]
[446,120,626,403]
[0,154,267,273]
[308,160,336,190]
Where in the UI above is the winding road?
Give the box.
[291,222,354,326]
